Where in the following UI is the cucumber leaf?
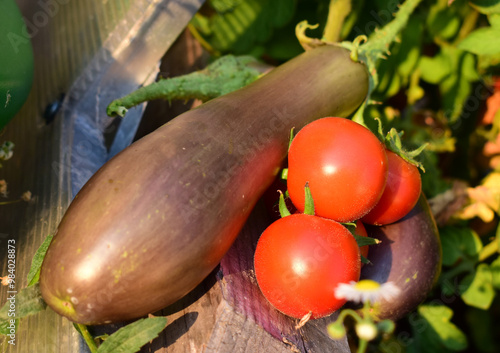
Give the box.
[96,316,168,353]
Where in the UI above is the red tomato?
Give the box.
[254,214,361,319]
[287,117,388,222]
[362,150,421,225]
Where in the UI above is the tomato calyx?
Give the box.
[278,182,315,218]
[344,223,380,265]
[278,183,379,265]
[375,118,427,172]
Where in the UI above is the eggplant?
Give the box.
[39,46,369,325]
[360,194,442,320]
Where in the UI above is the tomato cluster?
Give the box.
[254,117,422,320]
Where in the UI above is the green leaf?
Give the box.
[278,191,291,218]
[470,0,500,15]
[418,54,452,85]
[0,318,18,336]
[373,15,423,100]
[439,226,483,266]
[416,304,468,351]
[458,27,500,55]
[27,234,54,286]
[427,7,461,40]
[459,263,496,310]
[488,13,500,28]
[465,307,496,353]
[491,256,500,290]
[192,0,297,54]
[303,182,315,216]
[0,284,47,334]
[96,317,168,353]
[352,233,380,247]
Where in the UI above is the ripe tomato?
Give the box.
[287,117,388,222]
[362,150,421,225]
[254,214,361,319]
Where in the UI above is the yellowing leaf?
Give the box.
[457,173,500,221]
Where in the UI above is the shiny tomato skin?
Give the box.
[362,150,421,225]
[287,117,388,222]
[254,214,361,319]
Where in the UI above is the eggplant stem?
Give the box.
[74,323,98,353]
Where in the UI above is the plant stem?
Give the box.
[323,0,352,42]
[357,338,368,353]
[74,323,98,353]
[106,55,265,117]
[0,199,22,206]
[337,308,363,323]
[478,239,499,262]
[454,7,479,45]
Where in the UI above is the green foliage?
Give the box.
[95,317,168,353]
[440,226,483,266]
[0,284,47,335]
[458,27,500,55]
[409,305,468,353]
[470,0,500,14]
[190,0,297,55]
[459,263,496,309]
[27,234,53,286]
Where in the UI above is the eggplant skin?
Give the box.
[361,194,442,321]
[39,46,369,325]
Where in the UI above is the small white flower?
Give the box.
[334,280,400,303]
[355,321,378,341]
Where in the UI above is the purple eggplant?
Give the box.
[361,194,442,320]
[39,46,369,325]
